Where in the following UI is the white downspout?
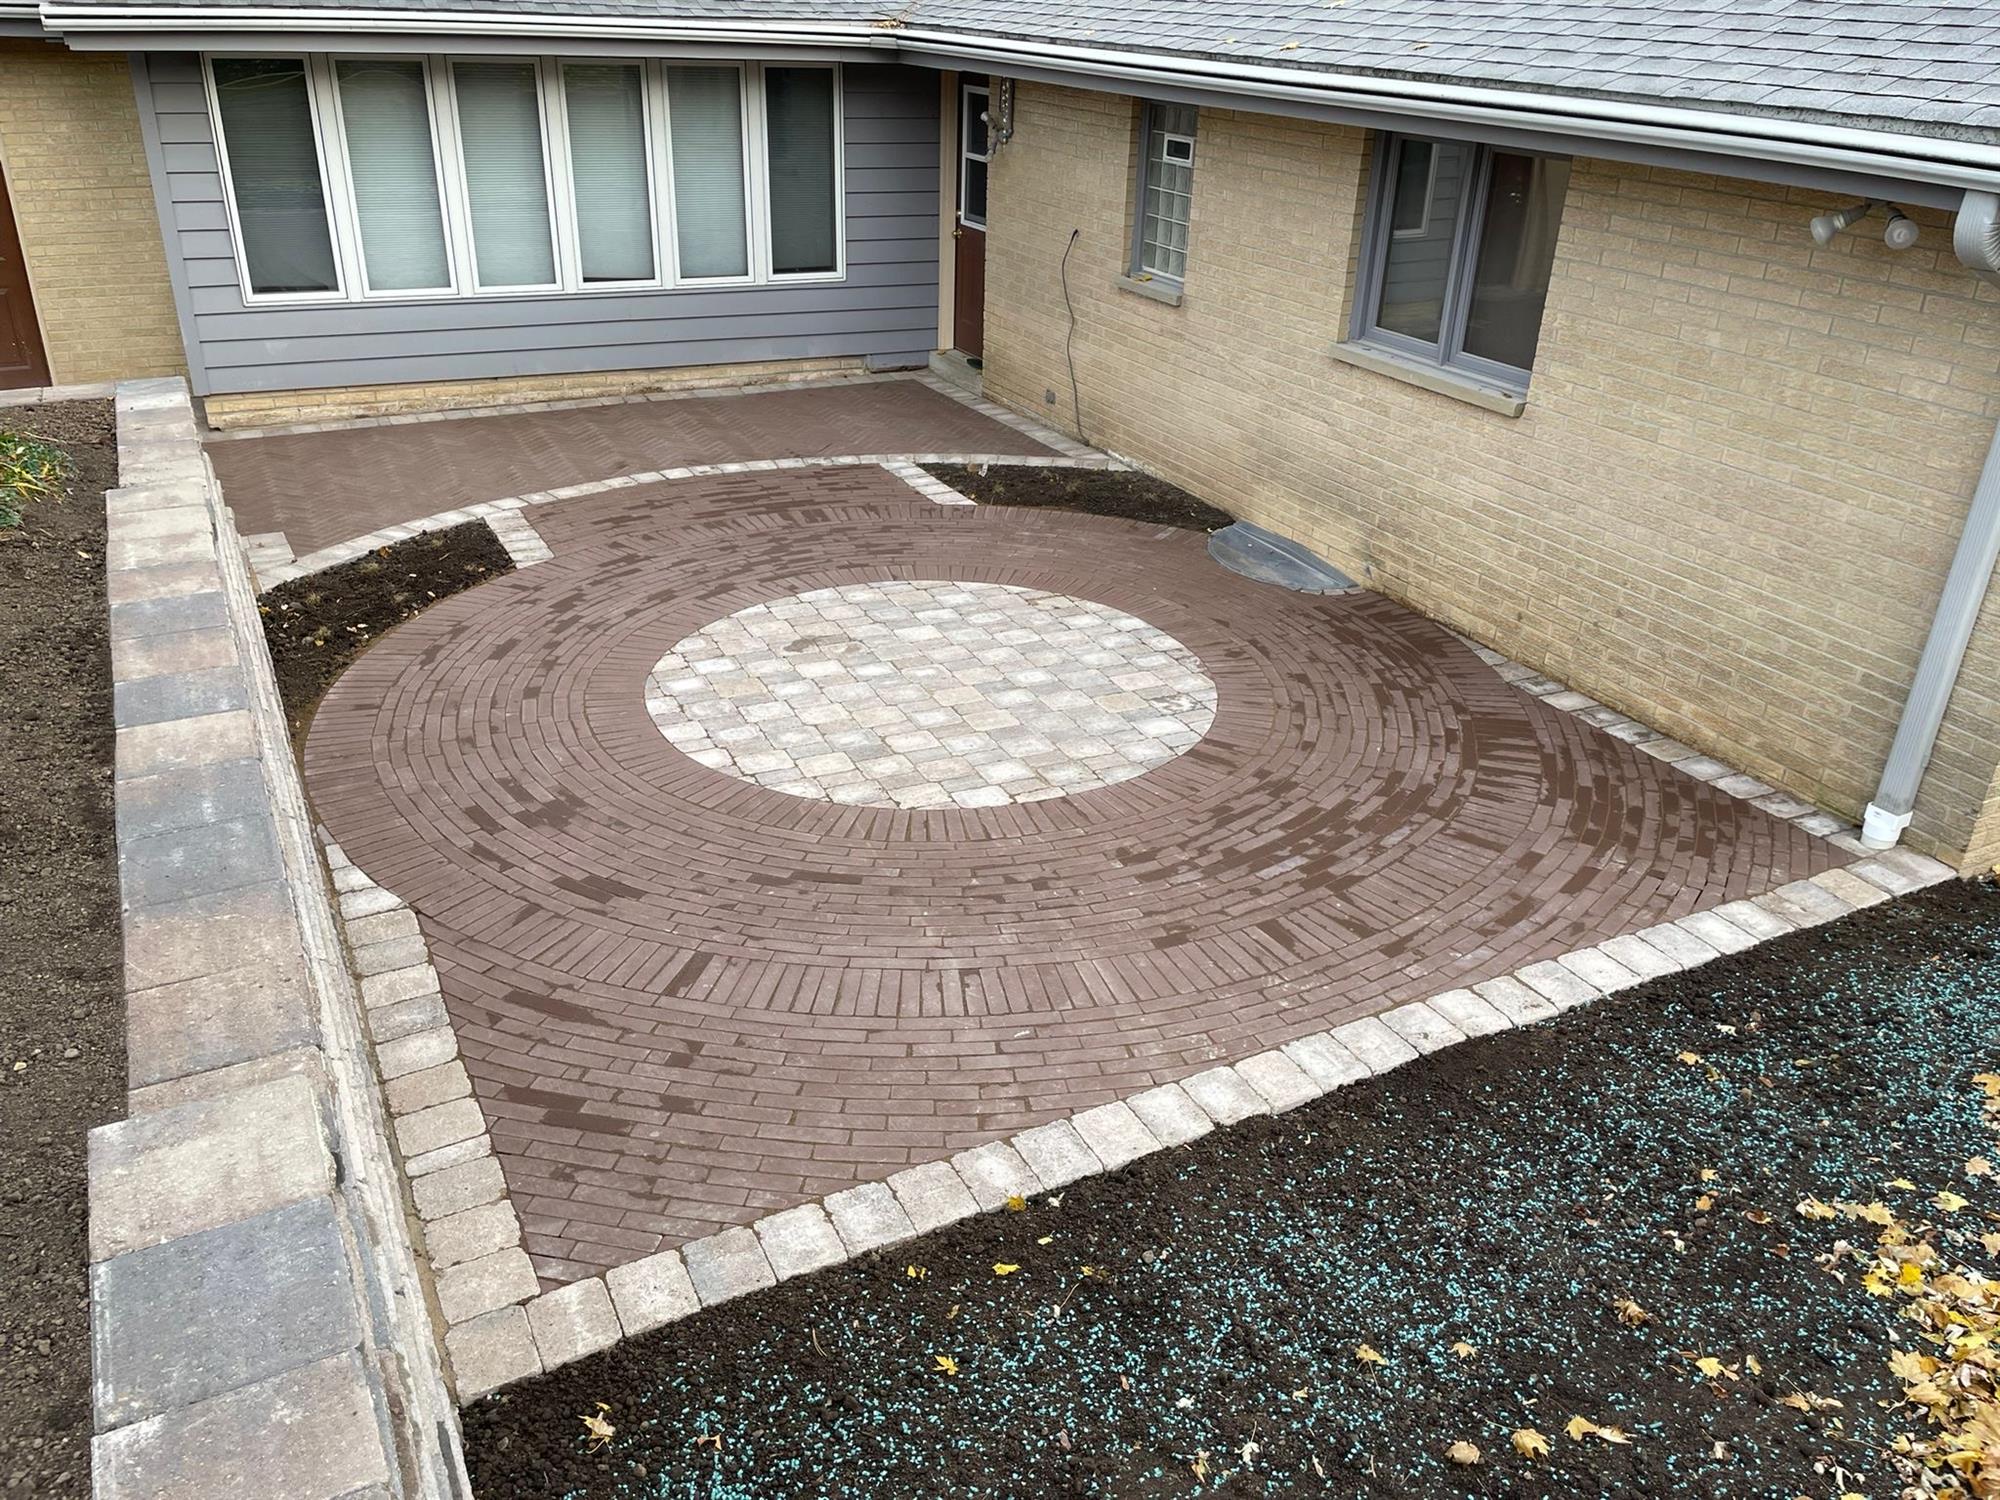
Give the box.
[1859,190,2000,850]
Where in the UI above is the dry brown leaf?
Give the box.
[1511,1428,1550,1459]
[1355,1344,1386,1366]
[1449,1340,1476,1359]
[1615,1298,1650,1327]
[1444,1440,1481,1466]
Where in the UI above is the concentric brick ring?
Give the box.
[304,464,1836,1281]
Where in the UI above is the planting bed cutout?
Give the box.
[463,881,2000,1500]
[922,463,1235,532]
[259,520,513,745]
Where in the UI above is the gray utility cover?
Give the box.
[1208,521,1358,594]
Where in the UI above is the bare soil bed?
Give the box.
[259,520,512,744]
[923,463,1234,531]
[0,400,123,1499]
[463,879,2000,1499]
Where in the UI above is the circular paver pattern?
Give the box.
[303,463,1840,1285]
[643,580,1218,809]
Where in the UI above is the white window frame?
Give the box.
[204,52,351,306]
[957,82,989,232]
[202,53,847,305]
[445,55,565,296]
[661,60,758,288]
[757,61,846,283]
[1131,100,1196,284]
[554,57,664,292]
[322,53,461,300]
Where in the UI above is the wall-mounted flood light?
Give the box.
[1810,201,1874,246]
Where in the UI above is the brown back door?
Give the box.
[0,161,49,390]
[952,76,988,361]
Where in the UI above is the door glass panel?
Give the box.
[1461,152,1571,372]
[1373,137,1470,347]
[960,87,988,228]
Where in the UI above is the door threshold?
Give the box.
[928,349,984,397]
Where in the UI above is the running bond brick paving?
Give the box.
[301,463,1847,1287]
[205,378,1055,556]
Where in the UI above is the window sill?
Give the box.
[1115,272,1183,308]
[1327,341,1525,418]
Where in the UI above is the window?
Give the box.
[206,55,841,303]
[1354,132,1571,390]
[210,57,341,297]
[451,60,558,289]
[665,65,750,280]
[1133,101,1196,282]
[562,63,654,284]
[764,67,839,275]
[332,59,451,294]
[958,82,988,230]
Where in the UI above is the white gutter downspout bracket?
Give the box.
[1860,189,2000,851]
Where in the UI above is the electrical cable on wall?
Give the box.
[1060,227,1087,446]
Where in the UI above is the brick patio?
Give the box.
[299,460,1846,1287]
[206,377,1055,557]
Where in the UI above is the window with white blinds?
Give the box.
[207,55,843,304]
[333,59,451,294]
[451,60,558,289]
[562,63,654,284]
[665,66,750,280]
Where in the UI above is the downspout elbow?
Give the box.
[1956,190,2000,284]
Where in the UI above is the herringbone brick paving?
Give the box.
[207,379,1055,556]
[302,463,1846,1286]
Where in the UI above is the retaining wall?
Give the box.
[90,377,465,1499]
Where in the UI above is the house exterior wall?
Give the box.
[0,40,185,384]
[980,82,2000,872]
[135,53,941,399]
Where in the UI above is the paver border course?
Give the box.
[279,436,1941,1401]
[89,377,468,1499]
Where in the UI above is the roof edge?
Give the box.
[34,3,2000,193]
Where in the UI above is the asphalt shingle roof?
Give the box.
[38,0,2000,141]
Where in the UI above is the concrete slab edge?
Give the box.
[93,377,468,1500]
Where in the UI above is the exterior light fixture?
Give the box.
[1883,208,1921,250]
[1809,201,1874,246]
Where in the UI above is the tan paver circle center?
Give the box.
[643,579,1218,809]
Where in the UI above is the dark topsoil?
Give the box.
[260,521,513,744]
[0,401,123,1499]
[922,463,1235,531]
[464,880,2000,1500]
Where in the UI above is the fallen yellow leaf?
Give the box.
[1898,1260,1925,1289]
[1679,1051,1704,1065]
[992,1263,1021,1277]
[906,1265,927,1280]
[933,1354,958,1376]
[1003,1194,1026,1213]
[1694,1356,1725,1379]
[1565,1416,1598,1442]
[1444,1440,1480,1466]
[1797,1197,1837,1221]
[1512,1428,1549,1459]
[1355,1344,1386,1366]
[1615,1298,1650,1327]
[1967,1157,1993,1178]
[1449,1340,1476,1359]
[1935,1189,1969,1213]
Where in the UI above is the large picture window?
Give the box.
[1352,132,1571,391]
[206,54,842,304]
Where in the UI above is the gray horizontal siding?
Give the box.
[138,53,942,395]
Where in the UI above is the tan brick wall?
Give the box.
[0,40,183,385]
[982,83,2000,872]
[201,355,870,430]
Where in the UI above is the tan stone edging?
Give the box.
[312,567,1945,1400]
